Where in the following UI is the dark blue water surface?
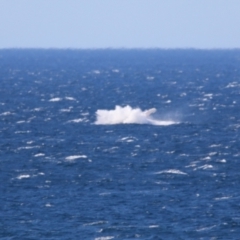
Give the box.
[1,49,240,239]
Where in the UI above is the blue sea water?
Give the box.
[0,49,240,239]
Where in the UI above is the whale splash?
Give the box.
[95,105,177,126]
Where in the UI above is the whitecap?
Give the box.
[65,155,87,161]
[45,203,53,207]
[0,111,12,116]
[93,70,101,74]
[16,120,26,124]
[119,137,137,142]
[226,82,239,88]
[146,76,155,80]
[197,164,213,170]
[34,153,45,157]
[209,152,217,156]
[33,108,42,112]
[95,237,114,240]
[218,159,226,163]
[15,131,31,134]
[103,147,119,153]
[185,161,199,168]
[83,221,106,226]
[49,97,61,102]
[18,146,40,150]
[214,196,231,200]
[155,169,187,175]
[60,108,72,112]
[196,225,217,232]
[17,174,31,180]
[209,144,221,148]
[149,225,159,228]
[68,118,84,123]
[81,112,89,116]
[65,97,76,101]
[204,93,213,98]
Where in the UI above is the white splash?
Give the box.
[95,105,177,126]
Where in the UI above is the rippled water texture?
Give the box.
[1,49,240,239]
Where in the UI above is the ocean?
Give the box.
[0,49,240,239]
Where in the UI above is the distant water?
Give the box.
[1,49,240,239]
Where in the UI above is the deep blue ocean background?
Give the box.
[1,49,240,239]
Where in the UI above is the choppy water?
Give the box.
[1,49,240,239]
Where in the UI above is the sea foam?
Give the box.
[95,105,177,126]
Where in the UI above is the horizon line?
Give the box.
[0,47,240,51]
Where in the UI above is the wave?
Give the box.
[95,105,178,125]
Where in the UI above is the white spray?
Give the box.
[95,105,177,126]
